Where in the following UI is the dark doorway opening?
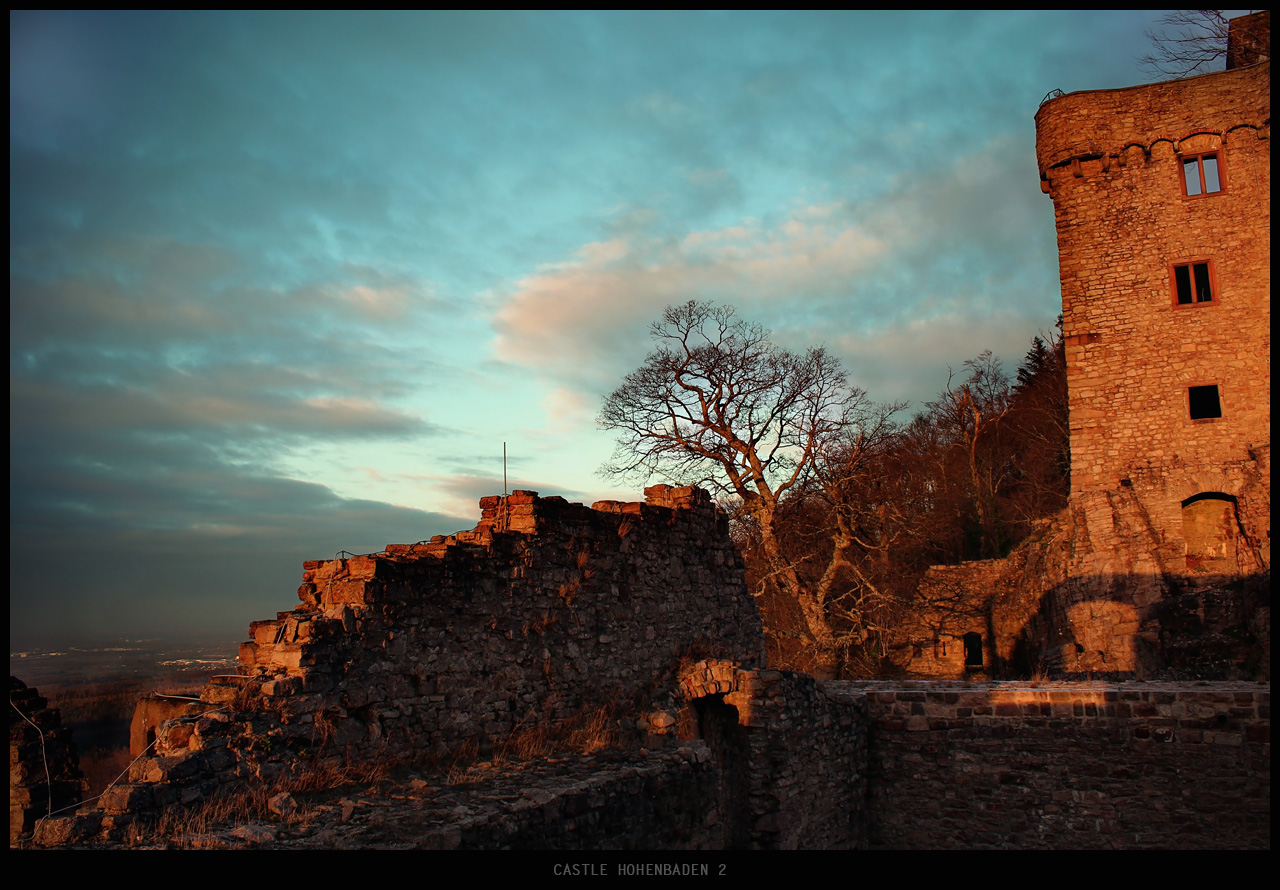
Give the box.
[963,632,984,669]
[694,695,751,849]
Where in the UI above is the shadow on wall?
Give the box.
[1010,569,1270,679]
[890,489,1270,682]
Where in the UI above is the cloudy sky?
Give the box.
[11,11,1192,646]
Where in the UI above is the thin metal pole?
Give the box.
[503,442,508,495]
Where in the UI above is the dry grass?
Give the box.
[231,677,264,712]
[124,748,392,846]
[284,755,389,794]
[557,580,579,604]
[440,703,624,787]
[310,707,342,750]
[562,705,618,756]
[142,783,275,842]
[522,611,557,636]
[497,703,620,762]
[1024,660,1053,686]
[442,740,477,785]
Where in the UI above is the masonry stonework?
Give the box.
[1032,20,1270,673]
[224,485,764,764]
[12,483,1270,848]
[9,678,86,843]
[853,681,1270,850]
[24,486,871,849]
[1034,49,1270,574]
[11,17,1272,850]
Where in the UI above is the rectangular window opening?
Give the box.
[963,632,983,669]
[1172,260,1215,305]
[1182,152,1223,196]
[1188,385,1222,421]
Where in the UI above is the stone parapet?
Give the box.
[1035,62,1270,177]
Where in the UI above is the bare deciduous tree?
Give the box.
[1139,10,1233,78]
[927,350,1013,558]
[598,301,900,677]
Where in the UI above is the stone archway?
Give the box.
[692,694,751,848]
[677,660,752,848]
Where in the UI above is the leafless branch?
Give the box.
[1139,10,1231,78]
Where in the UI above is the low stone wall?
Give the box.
[441,749,723,851]
[849,681,1270,849]
[369,746,725,851]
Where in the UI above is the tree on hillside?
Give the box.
[926,350,1014,559]
[598,301,901,677]
[1004,328,1069,524]
[904,332,1068,564]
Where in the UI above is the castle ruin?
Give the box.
[11,14,1271,851]
[1036,15,1270,577]
[13,484,1269,850]
[891,11,1270,679]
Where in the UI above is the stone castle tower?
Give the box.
[1034,12,1270,579]
[891,14,1270,679]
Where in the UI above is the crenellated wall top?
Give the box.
[1034,61,1269,179]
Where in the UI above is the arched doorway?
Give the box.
[693,695,751,849]
[1182,492,1239,573]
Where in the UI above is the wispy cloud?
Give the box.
[492,135,1058,411]
[491,214,887,381]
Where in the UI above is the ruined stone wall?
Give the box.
[891,558,1021,677]
[111,662,869,850]
[854,681,1270,850]
[10,678,86,843]
[1034,60,1270,573]
[225,485,764,766]
[890,499,1269,680]
[74,486,766,836]
[41,485,879,850]
[679,662,868,849]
